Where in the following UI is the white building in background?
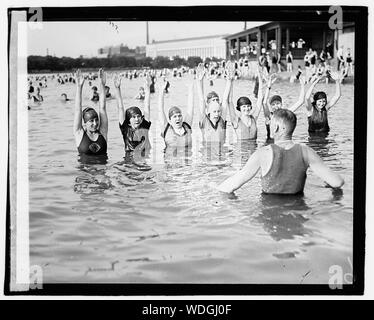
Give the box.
[146,34,228,60]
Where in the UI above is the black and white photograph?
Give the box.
[5,4,368,296]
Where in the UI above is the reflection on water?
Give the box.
[28,75,354,284]
[255,193,311,242]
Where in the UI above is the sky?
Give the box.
[27,21,263,58]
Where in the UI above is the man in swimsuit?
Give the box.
[214,109,344,194]
[74,69,108,157]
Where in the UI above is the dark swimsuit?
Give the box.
[77,131,107,155]
[119,119,151,153]
[308,107,330,133]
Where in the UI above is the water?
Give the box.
[28,74,353,284]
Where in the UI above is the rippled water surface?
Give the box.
[28,74,353,284]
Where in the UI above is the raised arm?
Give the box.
[98,68,108,140]
[254,68,266,120]
[195,63,207,121]
[326,70,344,110]
[113,73,125,124]
[289,75,306,112]
[184,73,195,126]
[303,145,344,188]
[157,76,168,130]
[304,75,322,114]
[73,69,84,136]
[262,72,277,119]
[216,149,262,193]
[223,61,239,126]
[143,73,151,121]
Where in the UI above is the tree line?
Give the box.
[27,55,222,72]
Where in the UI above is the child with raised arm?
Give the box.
[195,63,227,144]
[222,61,264,141]
[304,69,345,133]
[74,69,108,156]
[215,109,344,194]
[158,74,194,150]
[114,72,151,155]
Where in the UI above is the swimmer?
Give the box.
[60,93,70,102]
[74,69,108,156]
[223,61,265,141]
[114,73,151,155]
[105,85,113,99]
[158,74,194,150]
[263,73,306,140]
[134,86,145,100]
[286,51,293,72]
[32,87,43,102]
[214,109,344,194]
[304,69,345,134]
[91,86,99,102]
[196,64,227,144]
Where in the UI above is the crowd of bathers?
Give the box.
[28,57,348,195]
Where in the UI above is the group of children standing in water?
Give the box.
[73,61,345,195]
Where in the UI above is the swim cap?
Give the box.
[269,95,282,105]
[168,106,182,119]
[82,107,98,123]
[125,106,143,124]
[313,91,327,102]
[206,91,219,103]
[236,96,252,111]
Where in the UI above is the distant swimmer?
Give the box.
[61,93,70,102]
[214,109,344,194]
[158,75,195,150]
[74,69,108,156]
[134,86,145,100]
[114,73,151,156]
[304,69,345,134]
[91,86,99,102]
[32,87,44,102]
[105,85,113,99]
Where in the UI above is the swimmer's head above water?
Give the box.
[125,106,144,129]
[269,95,283,112]
[206,91,220,104]
[236,96,253,116]
[312,91,327,110]
[270,108,297,139]
[207,101,222,122]
[168,106,183,129]
[82,107,99,132]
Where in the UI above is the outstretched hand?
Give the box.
[113,74,122,89]
[196,63,206,81]
[224,61,236,81]
[98,68,106,87]
[330,68,347,82]
[74,69,85,87]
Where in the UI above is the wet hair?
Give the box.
[206,91,219,103]
[105,86,110,90]
[168,106,182,119]
[125,106,143,125]
[269,95,282,105]
[312,91,327,107]
[82,107,99,123]
[272,109,297,135]
[92,86,98,91]
[236,96,252,111]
